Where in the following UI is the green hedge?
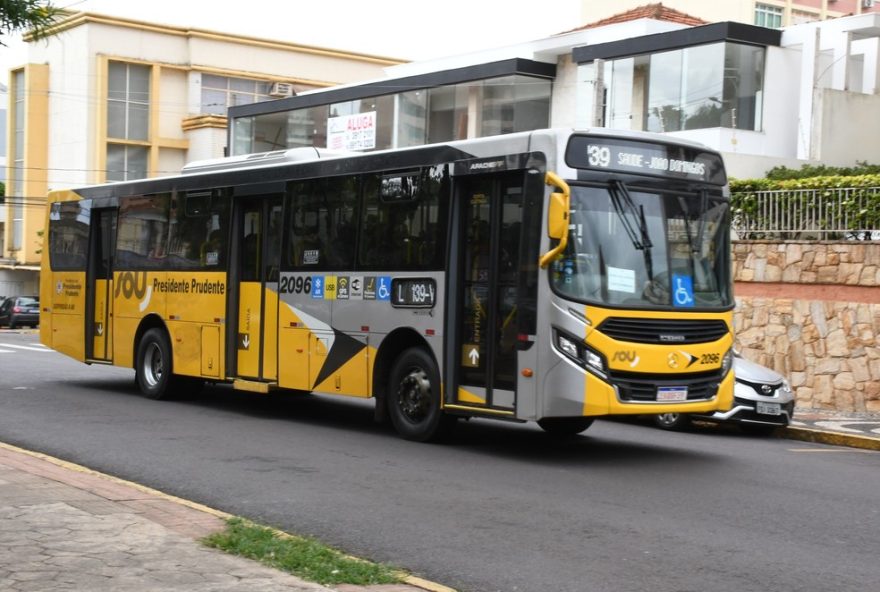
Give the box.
[730,175,880,239]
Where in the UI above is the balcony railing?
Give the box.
[731,186,880,240]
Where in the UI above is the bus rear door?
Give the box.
[231,193,283,383]
[85,208,116,362]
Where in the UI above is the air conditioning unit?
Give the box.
[268,82,295,98]
[863,0,875,8]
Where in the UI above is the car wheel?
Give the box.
[654,412,691,430]
[387,347,454,442]
[135,328,178,400]
[537,417,594,436]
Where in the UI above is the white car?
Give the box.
[654,355,796,435]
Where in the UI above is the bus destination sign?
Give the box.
[565,135,726,185]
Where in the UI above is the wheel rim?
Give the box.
[142,342,164,388]
[397,366,431,423]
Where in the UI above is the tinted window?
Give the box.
[166,189,230,270]
[48,201,90,271]
[359,166,448,270]
[116,194,170,270]
[286,176,359,271]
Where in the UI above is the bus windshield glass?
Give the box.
[551,183,732,309]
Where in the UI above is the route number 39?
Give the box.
[587,145,611,168]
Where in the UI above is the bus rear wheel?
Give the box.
[387,348,453,442]
[135,328,178,400]
[537,417,594,436]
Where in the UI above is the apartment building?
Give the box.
[2,11,403,294]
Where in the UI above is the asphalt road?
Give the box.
[2,331,879,592]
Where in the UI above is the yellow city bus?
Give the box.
[41,128,734,441]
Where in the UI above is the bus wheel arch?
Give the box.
[374,330,453,441]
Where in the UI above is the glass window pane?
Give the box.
[682,44,724,130]
[117,194,170,269]
[229,77,254,93]
[107,101,127,138]
[128,65,151,102]
[397,90,427,148]
[128,102,149,140]
[724,43,765,131]
[126,146,148,180]
[108,62,127,100]
[201,88,227,115]
[286,105,328,148]
[647,50,684,132]
[202,74,227,89]
[608,58,634,130]
[106,144,126,181]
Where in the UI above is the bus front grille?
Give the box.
[609,369,723,402]
[598,318,729,345]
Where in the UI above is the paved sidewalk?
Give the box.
[0,443,436,592]
[784,408,880,451]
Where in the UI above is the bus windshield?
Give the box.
[551,183,732,309]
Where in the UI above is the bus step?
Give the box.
[232,379,277,394]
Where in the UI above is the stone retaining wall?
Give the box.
[732,241,880,413]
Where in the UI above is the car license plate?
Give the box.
[756,401,781,415]
[657,386,688,402]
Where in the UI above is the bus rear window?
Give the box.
[48,201,90,271]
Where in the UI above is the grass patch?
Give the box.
[202,517,402,586]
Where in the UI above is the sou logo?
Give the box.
[612,350,640,367]
[115,271,153,311]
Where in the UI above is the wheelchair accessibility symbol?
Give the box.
[672,274,695,308]
[377,276,392,301]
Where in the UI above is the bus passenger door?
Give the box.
[233,196,282,382]
[453,173,524,412]
[85,208,116,362]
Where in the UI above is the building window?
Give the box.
[106,144,148,182]
[201,74,271,116]
[755,4,783,28]
[108,61,150,141]
[596,42,765,134]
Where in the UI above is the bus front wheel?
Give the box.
[135,328,176,400]
[387,348,453,442]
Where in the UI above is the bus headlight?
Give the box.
[557,333,580,359]
[585,349,604,374]
[721,348,733,376]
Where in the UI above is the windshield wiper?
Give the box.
[609,180,654,282]
[609,180,652,251]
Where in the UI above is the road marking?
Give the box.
[0,349,14,353]
[788,448,878,454]
[0,343,52,352]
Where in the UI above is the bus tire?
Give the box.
[537,417,594,436]
[387,348,453,442]
[135,328,177,400]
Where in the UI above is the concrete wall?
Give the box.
[815,89,880,166]
[733,241,880,413]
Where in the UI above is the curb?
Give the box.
[779,426,880,451]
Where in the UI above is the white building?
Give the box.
[228,4,880,178]
[2,11,403,294]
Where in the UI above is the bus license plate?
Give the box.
[756,401,781,415]
[657,387,688,402]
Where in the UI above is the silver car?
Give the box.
[654,355,795,435]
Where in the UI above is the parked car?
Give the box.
[0,296,41,329]
[654,354,795,435]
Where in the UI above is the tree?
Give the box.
[1,0,63,46]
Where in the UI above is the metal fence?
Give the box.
[731,186,880,240]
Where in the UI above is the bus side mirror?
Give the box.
[539,172,570,269]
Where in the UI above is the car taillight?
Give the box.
[13,306,22,313]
